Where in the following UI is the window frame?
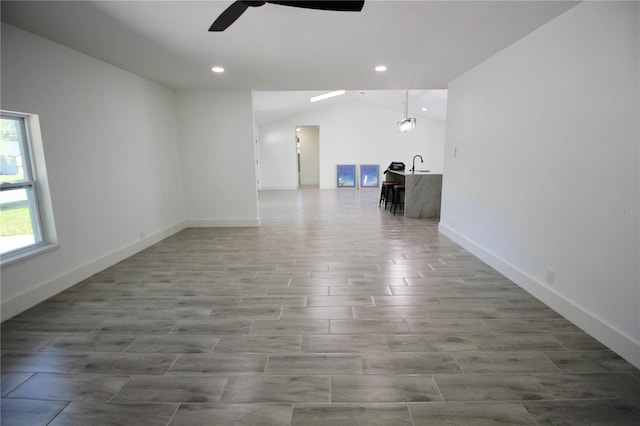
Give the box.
[1,111,56,265]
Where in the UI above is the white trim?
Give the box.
[259,186,298,191]
[0,243,58,267]
[438,223,640,369]
[1,218,266,321]
[0,112,58,262]
[187,218,260,228]
[1,221,187,321]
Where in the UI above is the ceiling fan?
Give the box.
[209,1,365,32]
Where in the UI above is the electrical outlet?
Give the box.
[545,268,555,284]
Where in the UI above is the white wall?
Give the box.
[1,24,186,319]
[440,2,640,367]
[258,101,446,190]
[257,122,299,190]
[177,89,259,226]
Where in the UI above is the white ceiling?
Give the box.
[1,0,578,123]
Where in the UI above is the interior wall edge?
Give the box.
[438,223,640,369]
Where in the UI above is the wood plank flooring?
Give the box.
[2,188,639,425]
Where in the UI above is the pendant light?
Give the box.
[397,90,416,132]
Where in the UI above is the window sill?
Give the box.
[0,243,59,267]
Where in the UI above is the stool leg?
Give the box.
[393,190,398,215]
[392,187,404,215]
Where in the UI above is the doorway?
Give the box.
[296,126,319,187]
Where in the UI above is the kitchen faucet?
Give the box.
[411,154,424,173]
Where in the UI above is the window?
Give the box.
[1,112,54,262]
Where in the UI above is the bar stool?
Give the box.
[391,185,405,215]
[384,183,397,210]
[379,181,395,208]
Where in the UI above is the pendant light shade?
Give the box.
[397,90,416,132]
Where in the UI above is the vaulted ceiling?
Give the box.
[1,1,578,122]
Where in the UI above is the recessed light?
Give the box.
[211,66,225,73]
[421,107,428,111]
[375,65,387,72]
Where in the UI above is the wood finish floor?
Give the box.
[2,188,639,425]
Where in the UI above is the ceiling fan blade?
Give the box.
[266,1,364,12]
[208,0,363,32]
[209,1,253,32]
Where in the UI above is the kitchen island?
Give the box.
[385,170,443,219]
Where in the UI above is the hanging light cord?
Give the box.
[404,90,409,119]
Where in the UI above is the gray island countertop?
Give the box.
[385,170,443,219]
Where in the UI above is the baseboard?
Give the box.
[187,218,260,227]
[1,221,187,321]
[259,186,298,190]
[1,217,263,322]
[438,223,640,369]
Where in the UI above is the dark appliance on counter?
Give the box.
[385,162,406,172]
